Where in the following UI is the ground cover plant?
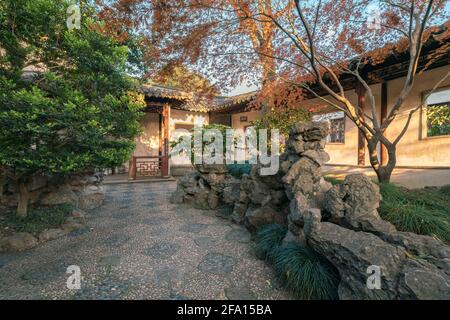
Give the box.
[253,224,339,300]
[0,204,73,236]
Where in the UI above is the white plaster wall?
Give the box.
[133,112,160,157]
[228,65,450,167]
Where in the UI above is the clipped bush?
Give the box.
[273,243,339,300]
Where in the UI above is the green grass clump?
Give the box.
[227,163,252,179]
[438,185,450,198]
[253,224,287,261]
[273,243,339,300]
[0,204,73,235]
[379,183,450,244]
[253,224,340,300]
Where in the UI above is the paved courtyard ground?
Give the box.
[0,181,291,300]
[324,165,450,189]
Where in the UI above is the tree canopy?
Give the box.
[146,64,219,95]
[98,0,450,182]
[0,0,145,216]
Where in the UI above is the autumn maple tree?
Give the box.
[100,0,449,182]
[96,0,286,104]
[147,64,220,96]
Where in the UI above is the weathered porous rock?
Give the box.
[60,212,87,233]
[235,164,289,231]
[323,174,396,234]
[0,208,88,252]
[308,222,450,300]
[0,232,38,252]
[67,173,103,188]
[382,232,450,265]
[280,122,450,299]
[170,167,228,210]
[28,175,48,191]
[169,189,185,204]
[244,205,287,233]
[222,177,241,205]
[231,201,249,224]
[281,121,331,243]
[324,174,381,231]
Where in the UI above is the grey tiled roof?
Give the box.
[141,84,257,113]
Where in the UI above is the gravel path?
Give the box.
[0,181,292,300]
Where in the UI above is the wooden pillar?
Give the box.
[128,157,137,180]
[356,83,366,166]
[158,113,163,157]
[380,82,388,166]
[161,104,170,177]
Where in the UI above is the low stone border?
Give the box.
[0,209,87,253]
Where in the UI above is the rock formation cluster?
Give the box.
[172,121,450,299]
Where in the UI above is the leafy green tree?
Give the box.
[170,124,232,165]
[252,108,311,137]
[251,108,311,151]
[0,0,145,216]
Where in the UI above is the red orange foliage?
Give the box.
[99,0,449,182]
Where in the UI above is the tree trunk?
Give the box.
[259,61,276,117]
[17,180,30,218]
[375,166,393,183]
[367,140,396,183]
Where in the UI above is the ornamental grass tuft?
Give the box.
[253,224,287,262]
[253,224,340,300]
[379,183,450,244]
[273,243,339,300]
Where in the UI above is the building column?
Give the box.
[161,104,170,177]
[128,157,137,180]
[158,113,163,157]
[380,82,388,166]
[356,83,366,166]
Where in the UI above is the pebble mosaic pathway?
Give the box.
[0,181,292,300]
